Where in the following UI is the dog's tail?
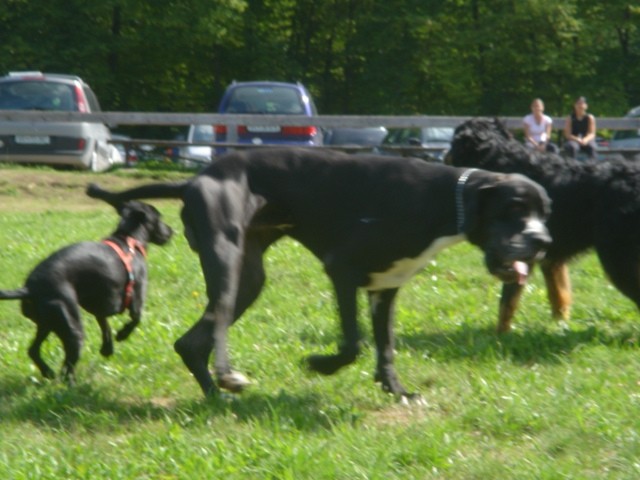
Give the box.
[87,182,190,206]
[0,287,29,300]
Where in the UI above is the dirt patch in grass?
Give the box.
[366,402,432,428]
[0,167,191,212]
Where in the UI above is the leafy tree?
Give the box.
[0,0,639,120]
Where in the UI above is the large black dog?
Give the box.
[447,117,640,332]
[0,199,173,383]
[87,148,550,399]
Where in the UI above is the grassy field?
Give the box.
[1,165,639,479]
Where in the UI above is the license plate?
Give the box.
[246,126,280,133]
[15,135,50,145]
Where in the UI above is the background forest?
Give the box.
[1,0,639,121]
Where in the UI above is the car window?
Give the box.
[327,128,387,146]
[0,80,76,111]
[82,85,102,112]
[382,128,421,145]
[613,130,640,140]
[225,86,305,114]
[192,125,214,143]
[422,127,454,142]
[612,114,640,142]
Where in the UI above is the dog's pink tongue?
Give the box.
[513,261,529,285]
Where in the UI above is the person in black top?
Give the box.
[563,96,597,159]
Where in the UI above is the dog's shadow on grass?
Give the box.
[3,323,638,429]
[0,375,349,432]
[397,321,640,365]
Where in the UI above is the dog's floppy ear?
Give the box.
[120,202,148,220]
[462,185,495,237]
[460,181,498,240]
[115,203,148,232]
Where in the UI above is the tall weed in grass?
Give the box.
[1,169,640,478]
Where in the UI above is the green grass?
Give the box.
[1,168,640,478]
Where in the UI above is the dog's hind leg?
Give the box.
[596,242,640,312]
[28,326,55,379]
[177,293,252,395]
[50,301,84,384]
[540,260,572,321]
[173,180,256,395]
[369,288,415,398]
[174,313,218,394]
[187,230,279,393]
[233,230,282,321]
[96,316,114,357]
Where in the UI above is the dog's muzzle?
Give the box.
[488,218,551,285]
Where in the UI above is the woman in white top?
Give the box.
[523,98,558,153]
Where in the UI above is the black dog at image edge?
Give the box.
[447,117,640,332]
[87,147,551,400]
[0,199,173,383]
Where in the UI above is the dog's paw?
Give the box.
[100,343,114,357]
[218,371,251,393]
[115,328,133,342]
[306,354,350,375]
[61,366,76,386]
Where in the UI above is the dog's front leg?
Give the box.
[116,301,142,342]
[498,282,525,333]
[540,260,572,321]
[369,289,415,400]
[308,277,360,375]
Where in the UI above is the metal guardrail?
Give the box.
[1,110,640,130]
[2,111,638,161]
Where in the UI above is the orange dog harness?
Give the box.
[102,237,147,312]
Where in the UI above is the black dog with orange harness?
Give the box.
[0,200,172,383]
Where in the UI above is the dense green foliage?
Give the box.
[1,0,639,119]
[1,168,640,478]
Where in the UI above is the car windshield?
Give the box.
[0,80,76,111]
[225,86,305,114]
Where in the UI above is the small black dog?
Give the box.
[0,199,173,383]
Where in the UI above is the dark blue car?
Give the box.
[214,81,322,152]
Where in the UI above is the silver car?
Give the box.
[0,71,121,171]
[376,126,454,162]
[608,106,640,161]
[180,124,214,164]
